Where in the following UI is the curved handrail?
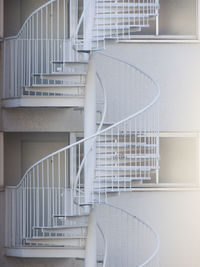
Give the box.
[74,0,91,40]
[5,0,56,41]
[12,51,159,190]
[97,223,108,267]
[73,71,107,192]
[99,203,160,267]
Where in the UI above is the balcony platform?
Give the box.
[2,95,84,108]
[5,246,85,258]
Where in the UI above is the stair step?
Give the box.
[96,144,157,152]
[97,132,151,137]
[96,153,158,159]
[53,213,89,218]
[51,61,89,73]
[33,73,87,79]
[96,9,157,15]
[25,84,85,95]
[95,13,155,19]
[27,235,86,240]
[96,166,154,171]
[96,0,159,8]
[93,25,136,30]
[97,144,157,150]
[76,255,103,264]
[33,72,87,76]
[27,83,85,89]
[33,225,88,231]
[51,60,88,64]
[93,187,134,193]
[25,236,86,247]
[96,161,156,167]
[33,72,87,83]
[94,177,151,182]
[92,28,144,38]
[96,150,156,155]
[73,201,94,207]
[96,142,151,147]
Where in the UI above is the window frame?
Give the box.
[120,0,200,42]
[150,132,200,188]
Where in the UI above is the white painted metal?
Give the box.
[4,0,160,266]
[74,0,159,51]
[85,208,97,267]
[3,0,88,101]
[97,203,160,267]
[84,54,97,206]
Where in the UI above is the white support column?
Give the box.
[156,15,159,37]
[85,208,97,267]
[84,54,96,205]
[84,54,97,267]
[83,0,95,50]
[0,133,4,187]
[155,0,159,37]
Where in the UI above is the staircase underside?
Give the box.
[2,95,84,108]
[5,247,85,258]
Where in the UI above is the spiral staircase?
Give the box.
[4,0,160,266]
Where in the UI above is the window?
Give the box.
[133,0,198,39]
[159,0,196,36]
[159,135,197,185]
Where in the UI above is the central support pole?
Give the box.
[83,0,95,51]
[85,208,97,267]
[84,53,97,267]
[84,53,96,205]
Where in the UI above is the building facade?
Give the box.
[1,0,200,266]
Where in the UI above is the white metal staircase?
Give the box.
[75,0,159,51]
[4,0,160,266]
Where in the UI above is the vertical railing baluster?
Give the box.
[64,150,67,215]
[36,165,39,235]
[58,153,61,215]
[52,156,55,221]
[29,172,32,238]
[42,162,44,227]
[33,167,35,236]
[41,9,44,77]
[47,159,50,227]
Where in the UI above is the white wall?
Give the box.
[2,108,84,132]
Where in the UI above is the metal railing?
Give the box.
[3,0,87,99]
[4,1,160,266]
[5,52,160,250]
[96,203,159,267]
[74,0,159,51]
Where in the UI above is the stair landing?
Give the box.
[5,246,85,258]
